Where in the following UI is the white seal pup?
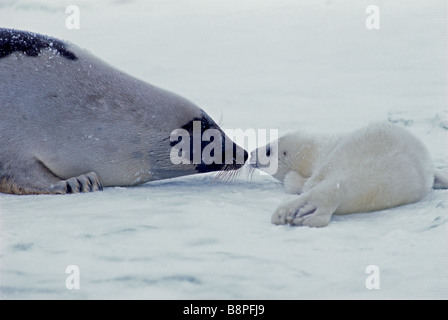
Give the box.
[0,28,247,195]
[251,122,447,227]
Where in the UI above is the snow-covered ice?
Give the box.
[0,0,447,299]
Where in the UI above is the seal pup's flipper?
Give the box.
[272,188,337,228]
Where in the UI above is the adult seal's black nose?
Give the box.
[234,147,248,166]
[244,150,249,163]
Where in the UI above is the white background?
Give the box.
[0,0,447,299]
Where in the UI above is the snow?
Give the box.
[1,0,447,299]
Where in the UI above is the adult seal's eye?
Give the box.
[266,148,271,157]
[201,119,209,131]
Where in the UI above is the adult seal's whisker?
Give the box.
[214,164,243,182]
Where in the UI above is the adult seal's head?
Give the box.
[0,28,248,195]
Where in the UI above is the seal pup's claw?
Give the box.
[271,195,309,225]
[271,208,288,225]
[285,203,316,223]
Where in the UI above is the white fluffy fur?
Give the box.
[251,122,445,227]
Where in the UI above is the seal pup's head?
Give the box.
[249,132,318,181]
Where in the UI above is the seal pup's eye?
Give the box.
[283,151,287,156]
[266,147,271,157]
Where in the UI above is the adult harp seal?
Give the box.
[0,28,247,195]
